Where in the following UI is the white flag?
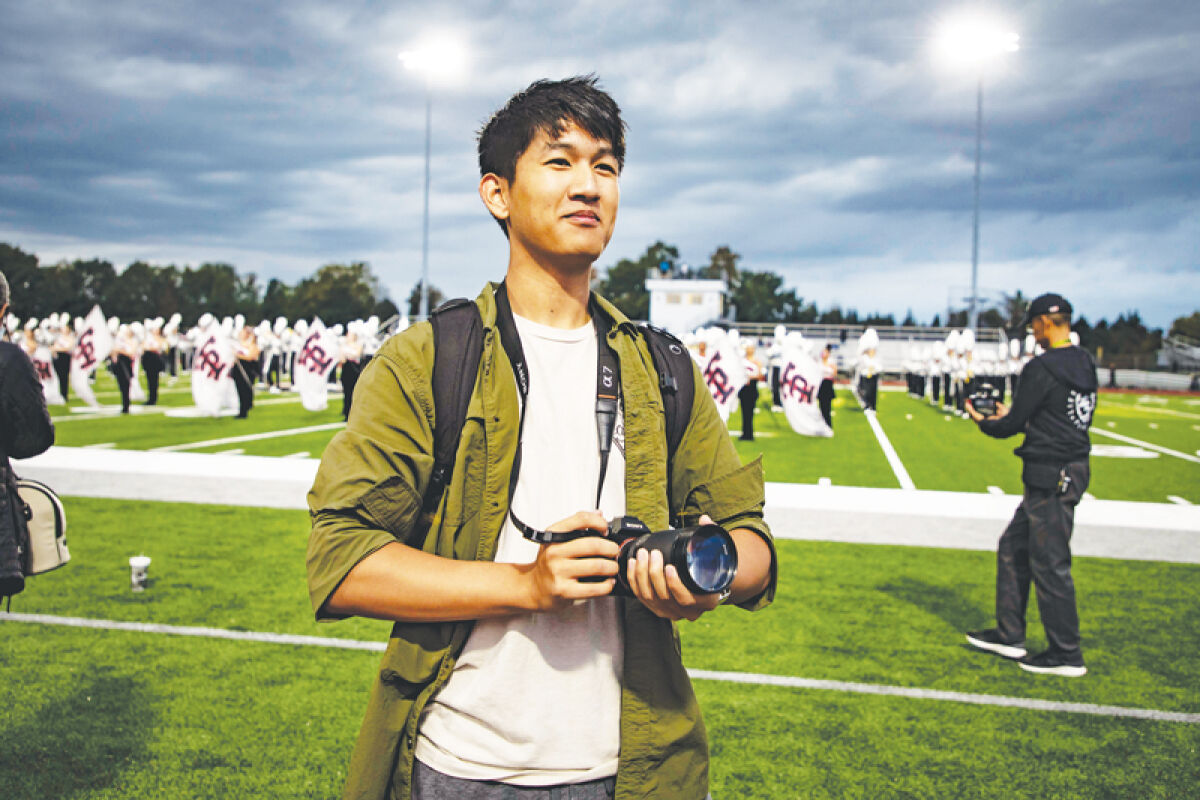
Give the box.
[70,306,113,408]
[780,343,833,438]
[294,319,341,412]
[700,334,745,423]
[32,346,65,405]
[191,326,236,416]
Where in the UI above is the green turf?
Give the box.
[3,496,1198,798]
[728,391,901,488]
[47,372,1200,500]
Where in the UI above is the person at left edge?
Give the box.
[0,270,55,598]
[306,76,777,800]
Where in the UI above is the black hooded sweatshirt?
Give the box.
[979,344,1098,465]
[1,341,56,597]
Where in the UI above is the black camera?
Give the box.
[968,385,1003,417]
[556,515,739,597]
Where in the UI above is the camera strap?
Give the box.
[493,282,621,545]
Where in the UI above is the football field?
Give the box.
[3,371,1198,798]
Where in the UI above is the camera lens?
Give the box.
[685,527,737,593]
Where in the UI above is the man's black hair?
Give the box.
[477,76,625,232]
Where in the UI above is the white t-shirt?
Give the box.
[415,313,626,786]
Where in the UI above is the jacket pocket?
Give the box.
[360,475,422,545]
[378,621,457,696]
[1021,461,1061,492]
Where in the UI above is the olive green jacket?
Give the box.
[307,285,776,800]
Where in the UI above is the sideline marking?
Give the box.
[1091,428,1200,465]
[686,669,1200,725]
[1103,402,1200,421]
[149,422,345,452]
[84,442,116,449]
[4,612,1197,725]
[864,410,917,490]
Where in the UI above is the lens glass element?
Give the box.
[685,529,736,593]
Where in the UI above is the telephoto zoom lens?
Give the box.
[617,524,739,596]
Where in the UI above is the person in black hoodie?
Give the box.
[0,271,56,600]
[964,293,1097,677]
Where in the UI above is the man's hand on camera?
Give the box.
[523,510,619,612]
[967,399,1009,424]
[626,514,722,622]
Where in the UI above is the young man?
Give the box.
[307,77,776,800]
[964,293,1096,677]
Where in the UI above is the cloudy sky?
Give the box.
[2,1,1196,327]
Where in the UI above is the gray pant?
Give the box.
[414,761,714,800]
[414,761,616,800]
[995,461,1087,657]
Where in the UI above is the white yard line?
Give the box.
[687,669,1200,725]
[864,410,917,490]
[149,422,345,452]
[1092,428,1200,465]
[84,442,116,449]
[281,451,311,459]
[1167,496,1192,506]
[3,612,1197,725]
[987,486,1006,495]
[1101,402,1200,421]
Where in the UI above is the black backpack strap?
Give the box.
[423,298,485,517]
[639,324,695,459]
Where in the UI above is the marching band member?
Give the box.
[818,342,837,429]
[339,321,364,420]
[233,321,260,418]
[737,339,766,441]
[111,323,139,414]
[50,312,74,401]
[141,318,167,405]
[857,328,880,412]
[20,319,38,359]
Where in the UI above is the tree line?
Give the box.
[593,241,1193,360]
[0,242,402,327]
[1,240,1190,361]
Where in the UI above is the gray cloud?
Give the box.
[1,0,1196,327]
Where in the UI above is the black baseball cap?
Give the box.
[1023,293,1073,325]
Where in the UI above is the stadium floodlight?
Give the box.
[932,13,1019,332]
[399,35,469,320]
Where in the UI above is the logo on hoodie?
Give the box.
[1067,390,1096,431]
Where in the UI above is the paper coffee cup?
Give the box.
[129,555,151,592]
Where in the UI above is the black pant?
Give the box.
[141,351,163,405]
[738,379,759,440]
[770,365,782,407]
[113,355,133,413]
[233,359,256,417]
[995,461,1088,657]
[53,351,71,400]
[817,378,834,428]
[860,374,878,411]
[265,353,281,388]
[340,360,361,420]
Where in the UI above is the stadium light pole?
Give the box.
[399,35,468,320]
[933,15,1019,331]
